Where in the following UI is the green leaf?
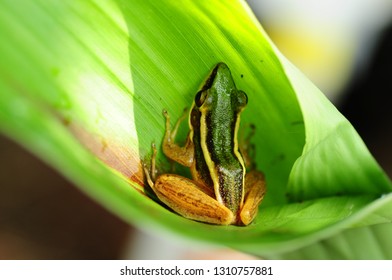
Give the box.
[0,0,391,259]
[283,58,391,200]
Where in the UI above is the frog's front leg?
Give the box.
[239,124,256,169]
[239,170,266,225]
[162,109,194,167]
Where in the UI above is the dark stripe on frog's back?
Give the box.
[190,107,214,189]
[205,106,244,214]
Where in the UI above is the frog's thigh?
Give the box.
[153,174,234,225]
[240,170,266,225]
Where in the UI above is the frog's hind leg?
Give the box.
[239,170,266,225]
[143,142,159,184]
[153,174,235,225]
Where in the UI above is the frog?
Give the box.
[144,63,266,225]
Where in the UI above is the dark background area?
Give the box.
[0,135,131,259]
[340,23,392,178]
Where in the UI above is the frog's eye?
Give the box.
[237,90,248,107]
[195,90,208,107]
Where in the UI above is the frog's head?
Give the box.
[195,62,248,114]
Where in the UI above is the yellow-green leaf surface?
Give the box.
[0,0,391,259]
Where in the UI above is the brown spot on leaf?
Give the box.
[67,122,144,191]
